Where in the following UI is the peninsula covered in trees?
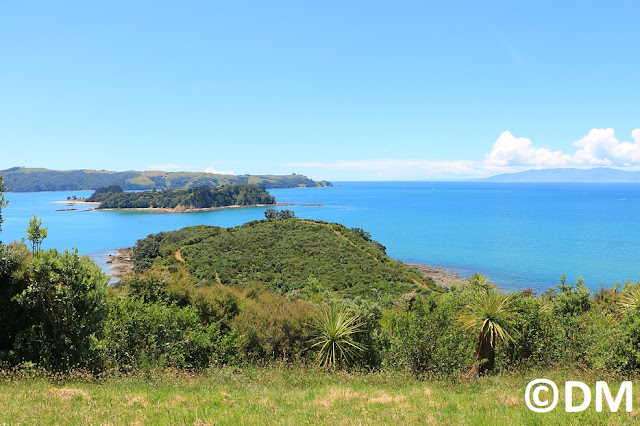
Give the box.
[0,167,332,192]
[131,218,435,301]
[86,184,276,211]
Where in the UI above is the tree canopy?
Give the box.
[131,219,435,303]
[86,184,275,210]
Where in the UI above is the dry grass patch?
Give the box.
[171,395,186,405]
[502,394,520,407]
[49,387,90,401]
[367,391,406,405]
[313,387,362,409]
[125,394,150,408]
[258,396,277,409]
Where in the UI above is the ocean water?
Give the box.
[2,182,640,293]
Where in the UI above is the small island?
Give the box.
[85,184,276,212]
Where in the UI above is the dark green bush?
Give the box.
[380,293,474,377]
[14,249,108,371]
[102,298,236,371]
[230,290,317,362]
[0,242,30,362]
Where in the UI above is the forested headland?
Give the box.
[85,184,275,210]
[1,167,331,192]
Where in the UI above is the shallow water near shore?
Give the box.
[2,182,640,293]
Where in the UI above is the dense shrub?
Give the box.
[14,249,108,371]
[499,293,564,369]
[549,274,591,317]
[121,268,171,304]
[380,293,474,377]
[102,298,236,371]
[230,289,317,362]
[0,242,30,362]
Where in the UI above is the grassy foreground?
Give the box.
[0,367,638,425]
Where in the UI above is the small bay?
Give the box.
[2,181,640,293]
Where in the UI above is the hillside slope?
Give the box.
[132,219,436,302]
[0,167,331,192]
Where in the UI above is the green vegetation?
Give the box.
[0,244,108,371]
[1,367,638,424]
[86,184,275,210]
[14,249,108,371]
[459,288,516,375]
[131,219,434,302]
[0,167,332,192]
[26,215,48,252]
[4,179,640,422]
[264,208,296,219]
[4,211,638,379]
[309,305,367,368]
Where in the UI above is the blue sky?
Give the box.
[1,1,638,180]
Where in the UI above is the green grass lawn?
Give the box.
[0,366,637,425]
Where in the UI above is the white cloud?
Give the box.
[572,128,640,167]
[484,128,640,170]
[484,131,571,167]
[204,167,235,175]
[146,163,184,171]
[283,128,640,180]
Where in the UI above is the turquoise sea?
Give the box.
[2,182,640,293]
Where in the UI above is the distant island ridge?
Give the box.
[480,167,640,183]
[0,167,332,192]
[6,166,640,188]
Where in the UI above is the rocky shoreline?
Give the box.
[405,263,462,289]
[106,248,134,280]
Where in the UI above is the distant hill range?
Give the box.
[0,167,332,192]
[481,167,640,182]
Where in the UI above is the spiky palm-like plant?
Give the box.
[309,305,366,368]
[619,284,640,313]
[459,289,516,375]
[467,273,495,291]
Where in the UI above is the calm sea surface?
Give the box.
[2,182,639,293]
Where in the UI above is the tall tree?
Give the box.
[26,215,48,252]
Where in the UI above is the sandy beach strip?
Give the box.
[52,202,274,214]
[98,203,274,214]
[53,200,101,205]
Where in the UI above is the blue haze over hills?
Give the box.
[482,167,640,182]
